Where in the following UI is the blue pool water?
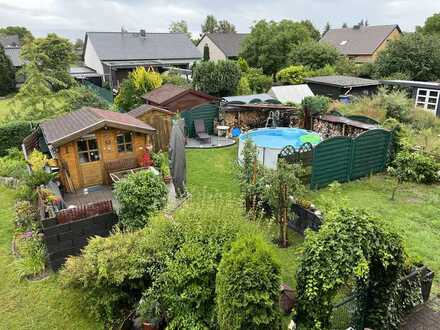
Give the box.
[240,128,321,149]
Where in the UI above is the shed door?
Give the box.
[77,135,103,187]
[415,88,439,115]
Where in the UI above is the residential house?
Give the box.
[82,30,202,89]
[305,75,380,99]
[142,83,217,113]
[0,34,24,85]
[23,107,155,191]
[196,33,248,61]
[268,85,314,104]
[381,80,440,117]
[320,24,401,63]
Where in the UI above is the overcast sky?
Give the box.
[0,0,439,40]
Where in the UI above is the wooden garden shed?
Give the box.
[142,83,217,113]
[128,104,174,151]
[23,107,155,192]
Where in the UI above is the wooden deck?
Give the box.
[63,185,114,207]
[186,135,236,149]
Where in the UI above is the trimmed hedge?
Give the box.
[0,121,34,156]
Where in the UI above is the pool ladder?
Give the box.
[266,111,280,128]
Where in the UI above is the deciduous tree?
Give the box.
[289,41,341,70]
[0,44,15,96]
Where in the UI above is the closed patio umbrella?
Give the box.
[169,118,186,197]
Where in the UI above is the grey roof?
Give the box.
[223,93,276,104]
[0,34,20,48]
[40,107,155,147]
[85,32,201,61]
[320,25,400,55]
[305,75,380,88]
[202,33,249,57]
[268,85,314,104]
[128,104,174,118]
[4,47,23,67]
[380,80,440,90]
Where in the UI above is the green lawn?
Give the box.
[309,175,440,289]
[0,145,438,328]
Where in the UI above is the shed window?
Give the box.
[117,132,133,153]
[77,136,100,163]
[416,88,439,114]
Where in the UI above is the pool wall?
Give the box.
[238,127,321,169]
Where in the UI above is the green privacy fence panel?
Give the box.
[311,129,392,189]
[181,103,219,138]
[351,129,391,180]
[310,137,352,189]
[83,81,113,105]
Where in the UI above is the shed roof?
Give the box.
[142,84,216,105]
[201,33,249,57]
[127,104,174,118]
[320,24,400,56]
[268,85,314,104]
[305,75,380,88]
[85,32,201,61]
[223,93,277,104]
[40,107,155,147]
[380,79,440,90]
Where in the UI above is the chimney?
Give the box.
[140,29,146,37]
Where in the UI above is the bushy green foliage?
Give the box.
[0,44,15,96]
[160,72,190,87]
[407,107,440,130]
[0,148,28,179]
[114,78,140,111]
[334,56,360,76]
[216,235,281,330]
[296,207,405,330]
[0,26,33,42]
[240,20,317,75]
[289,41,341,70]
[276,65,307,84]
[0,121,34,156]
[138,199,249,329]
[236,76,252,95]
[375,33,440,81]
[61,230,153,326]
[24,170,55,189]
[57,85,110,112]
[389,150,440,185]
[237,57,249,73]
[301,95,330,114]
[15,231,46,279]
[244,67,273,93]
[382,118,411,158]
[20,33,76,90]
[192,60,241,97]
[417,13,440,35]
[379,88,412,122]
[114,171,167,230]
[14,200,37,231]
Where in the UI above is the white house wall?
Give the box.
[197,36,227,61]
[84,39,104,75]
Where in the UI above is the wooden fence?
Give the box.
[56,200,113,224]
[310,129,392,189]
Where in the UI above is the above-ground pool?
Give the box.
[238,127,321,169]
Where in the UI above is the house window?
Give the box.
[117,132,133,153]
[77,135,100,163]
[415,88,439,114]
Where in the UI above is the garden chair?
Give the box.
[194,119,211,144]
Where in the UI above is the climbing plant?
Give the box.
[296,207,406,330]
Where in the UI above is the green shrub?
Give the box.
[15,231,46,279]
[216,235,281,330]
[379,89,412,122]
[236,76,252,95]
[407,107,440,130]
[14,200,37,231]
[61,230,153,326]
[15,184,37,202]
[301,95,330,114]
[0,44,15,96]
[244,67,273,93]
[382,118,411,158]
[24,170,55,189]
[289,41,340,70]
[276,65,307,84]
[160,73,190,87]
[0,121,34,156]
[389,150,440,185]
[192,60,241,97]
[0,156,27,179]
[114,171,167,230]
